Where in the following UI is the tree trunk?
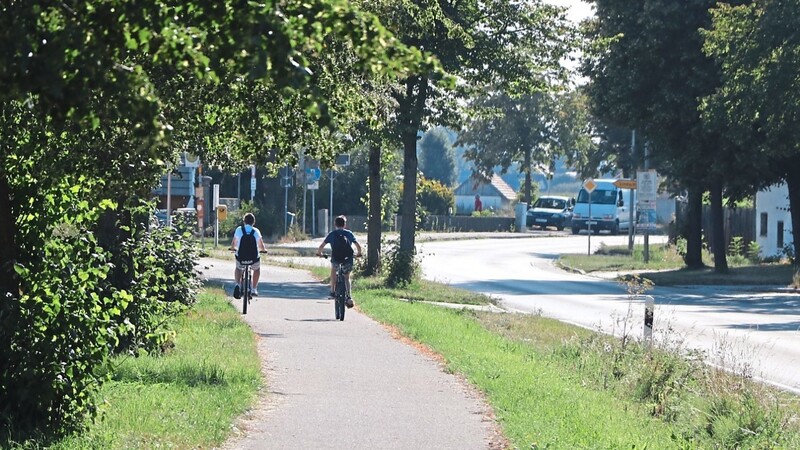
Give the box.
[365,145,382,276]
[0,173,18,296]
[709,180,728,273]
[398,76,428,257]
[399,130,418,255]
[685,187,704,269]
[786,168,800,267]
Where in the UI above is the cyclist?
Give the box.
[230,213,267,298]
[317,215,362,307]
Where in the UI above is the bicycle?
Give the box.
[321,254,354,321]
[231,250,267,315]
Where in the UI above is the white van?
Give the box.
[571,179,635,235]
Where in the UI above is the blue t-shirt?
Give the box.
[324,228,356,262]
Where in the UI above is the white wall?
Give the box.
[756,183,793,258]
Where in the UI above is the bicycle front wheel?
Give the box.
[335,274,346,321]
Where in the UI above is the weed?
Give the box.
[382,239,420,288]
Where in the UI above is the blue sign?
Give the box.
[305,168,321,182]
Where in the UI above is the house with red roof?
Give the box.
[453,173,518,215]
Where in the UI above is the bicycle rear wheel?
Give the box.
[242,268,250,315]
[335,271,346,321]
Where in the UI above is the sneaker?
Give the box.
[329,291,335,299]
[233,285,241,299]
[251,288,259,297]
[346,297,354,308]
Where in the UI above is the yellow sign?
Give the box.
[216,205,228,221]
[582,178,597,193]
[614,179,637,189]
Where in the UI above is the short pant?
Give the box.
[331,259,353,274]
[236,259,261,271]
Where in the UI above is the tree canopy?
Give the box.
[702,1,800,262]
[360,0,575,283]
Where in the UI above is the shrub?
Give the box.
[115,225,201,354]
[383,239,420,288]
[1,182,124,435]
[417,177,454,215]
[746,241,762,264]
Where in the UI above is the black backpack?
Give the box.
[330,231,354,261]
[237,225,259,264]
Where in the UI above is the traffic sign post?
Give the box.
[583,179,596,255]
[637,170,658,263]
[282,164,294,235]
[643,295,655,346]
[614,178,637,251]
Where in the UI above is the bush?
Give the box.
[115,225,201,354]
[382,239,420,288]
[417,177,454,215]
[1,184,124,435]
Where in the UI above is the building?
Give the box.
[755,183,793,258]
[453,174,517,214]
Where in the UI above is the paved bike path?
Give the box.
[199,258,505,450]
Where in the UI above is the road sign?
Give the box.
[305,168,321,182]
[307,180,319,190]
[335,154,350,166]
[583,178,597,193]
[637,170,658,205]
[279,166,294,178]
[280,177,293,188]
[614,179,637,189]
[216,204,228,221]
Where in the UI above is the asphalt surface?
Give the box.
[198,257,504,450]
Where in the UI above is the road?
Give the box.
[418,234,800,394]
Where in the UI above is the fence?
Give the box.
[675,203,756,253]
[335,215,515,234]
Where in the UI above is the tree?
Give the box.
[362,0,574,284]
[0,0,428,432]
[419,127,457,186]
[583,0,753,272]
[702,1,800,264]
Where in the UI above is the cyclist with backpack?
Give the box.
[230,213,267,298]
[317,215,362,307]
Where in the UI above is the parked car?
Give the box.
[527,196,575,231]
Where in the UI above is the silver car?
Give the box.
[526,196,575,231]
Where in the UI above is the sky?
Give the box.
[546,0,595,23]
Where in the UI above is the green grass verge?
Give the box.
[354,280,800,449]
[357,294,679,449]
[558,243,692,272]
[46,289,261,449]
[559,244,798,286]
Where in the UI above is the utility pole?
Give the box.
[629,130,636,251]
[643,142,650,263]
